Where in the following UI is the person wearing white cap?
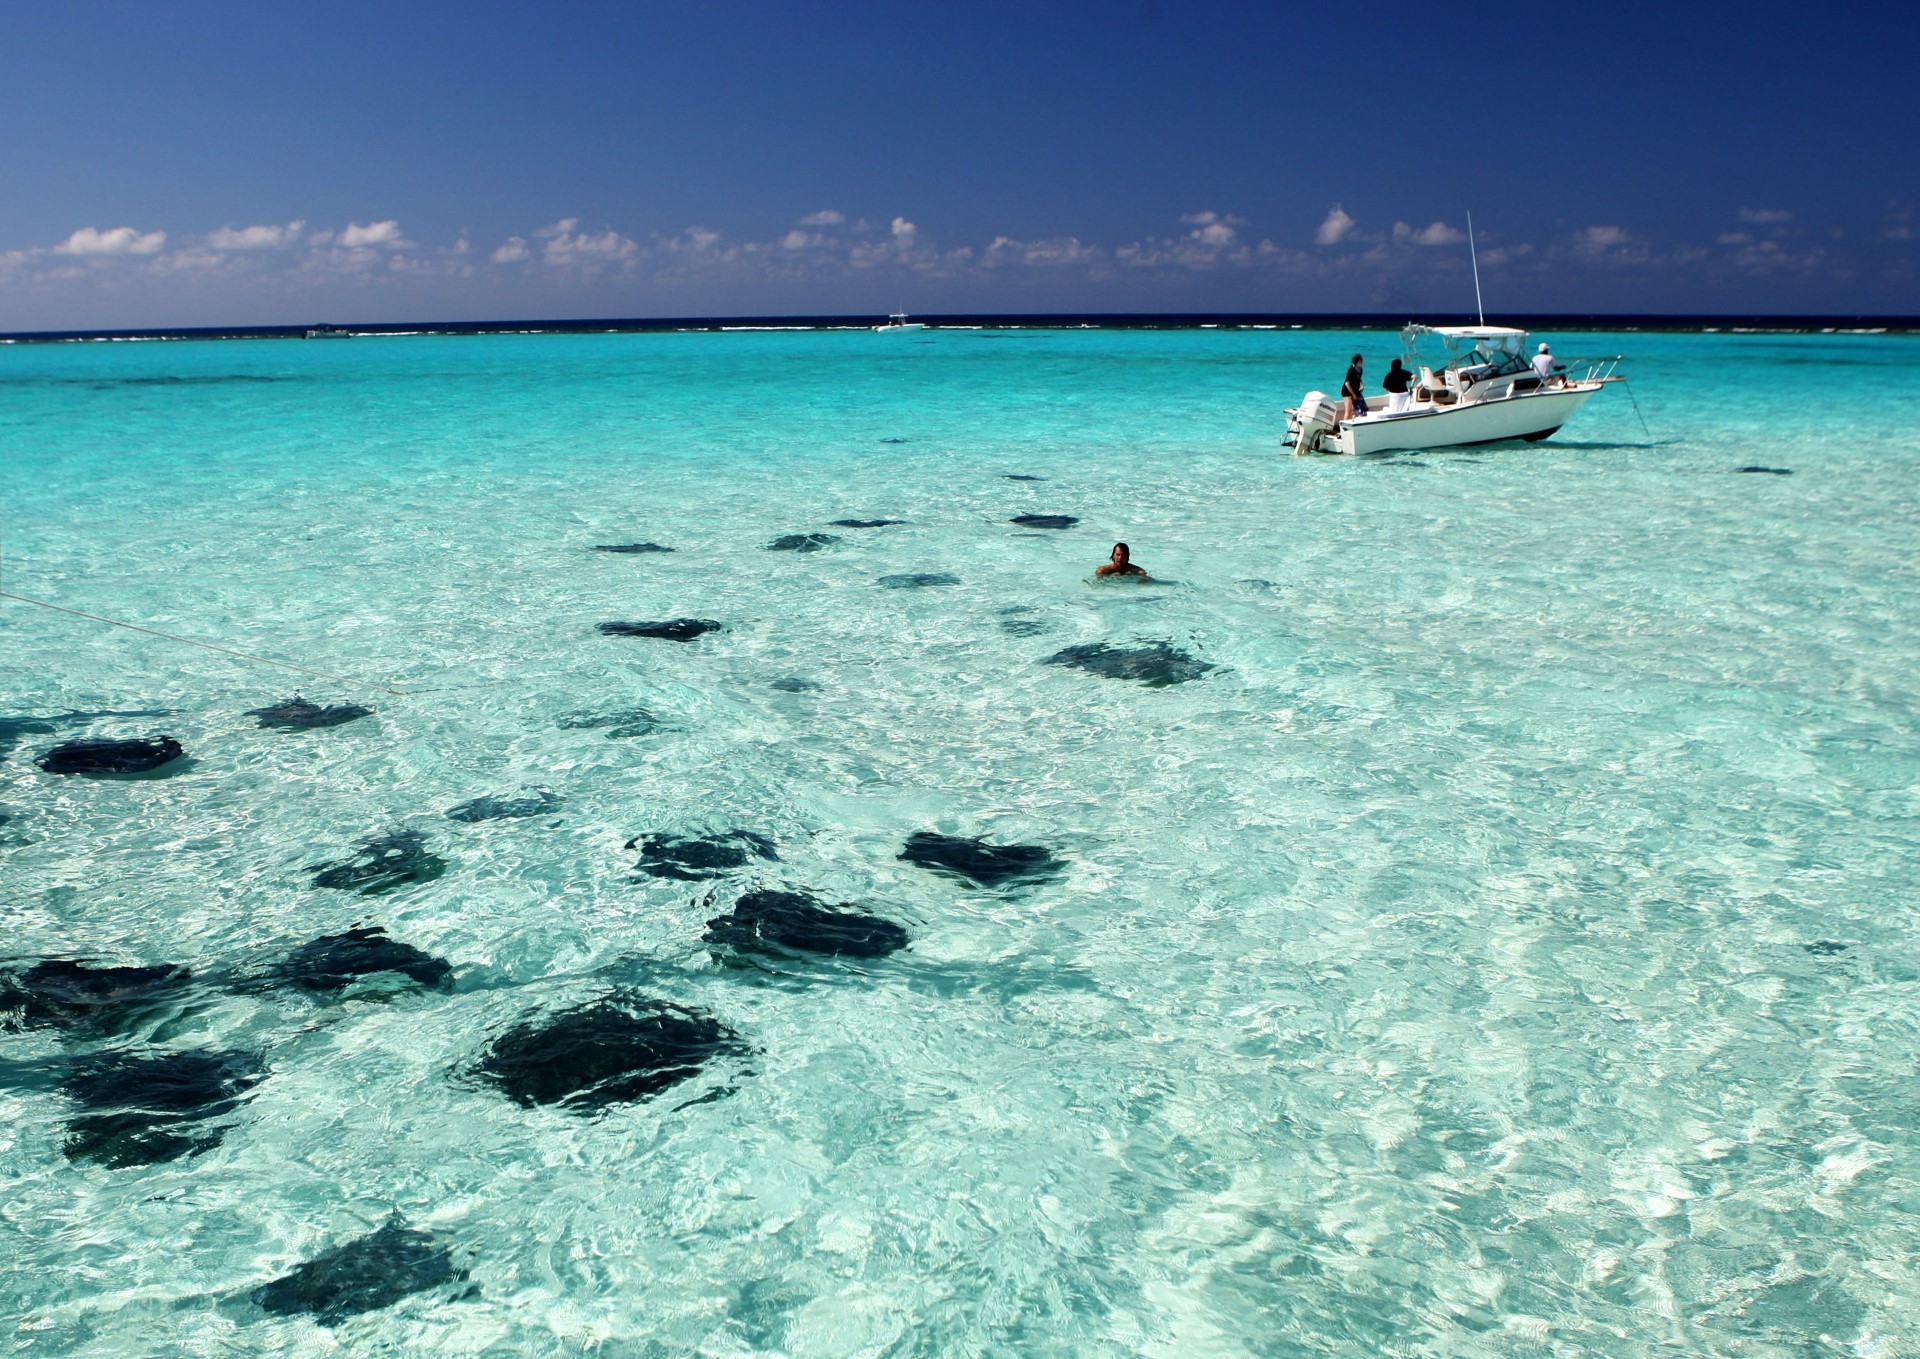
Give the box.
[1532,342,1556,383]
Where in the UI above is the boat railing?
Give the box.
[1558,355,1625,383]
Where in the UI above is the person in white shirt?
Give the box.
[1532,342,1557,384]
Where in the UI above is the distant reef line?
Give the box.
[3,312,1915,344]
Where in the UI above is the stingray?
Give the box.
[898,831,1067,889]
[466,992,744,1113]
[60,1049,263,1168]
[556,708,665,738]
[246,697,373,730]
[309,831,448,895]
[703,888,909,961]
[627,830,777,881]
[1009,514,1078,530]
[766,533,840,552]
[1735,466,1793,475]
[253,1220,466,1325]
[593,542,675,553]
[36,737,185,776]
[1042,641,1215,687]
[830,519,906,528]
[877,573,960,589]
[445,789,563,822]
[597,618,723,641]
[274,926,453,994]
[0,960,194,1033]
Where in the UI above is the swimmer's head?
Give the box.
[1111,542,1130,564]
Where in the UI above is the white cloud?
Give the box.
[536,217,639,267]
[1393,219,1467,246]
[339,220,405,248]
[797,209,845,227]
[1739,208,1792,224]
[55,226,166,256]
[890,216,917,243]
[490,236,530,264]
[1315,205,1356,246]
[1572,225,1631,250]
[207,220,305,250]
[778,229,827,251]
[982,234,1102,268]
[1717,232,1753,246]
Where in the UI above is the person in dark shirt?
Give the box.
[1381,357,1414,413]
[1341,354,1367,423]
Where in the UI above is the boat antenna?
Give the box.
[1467,211,1485,326]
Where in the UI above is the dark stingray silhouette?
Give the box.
[253,1220,466,1324]
[1003,474,1046,481]
[1042,641,1215,687]
[877,573,959,589]
[1009,514,1077,529]
[557,708,665,738]
[830,519,906,528]
[898,831,1067,889]
[60,1049,262,1167]
[445,789,563,822]
[467,992,744,1113]
[770,677,820,693]
[593,542,674,553]
[0,710,171,761]
[627,830,777,881]
[0,960,194,1033]
[1735,466,1793,475]
[309,831,448,895]
[597,618,722,641]
[703,889,909,960]
[765,533,840,552]
[35,737,185,776]
[274,927,453,994]
[246,697,373,730]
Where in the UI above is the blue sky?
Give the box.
[2,0,1914,328]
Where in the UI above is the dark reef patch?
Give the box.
[597,618,722,641]
[253,1220,466,1324]
[246,697,373,730]
[770,677,820,693]
[627,830,777,881]
[275,927,453,994]
[309,831,448,896]
[0,960,194,1033]
[898,831,1066,889]
[557,708,665,738]
[467,992,744,1112]
[999,618,1050,637]
[766,533,840,553]
[703,888,909,961]
[1043,641,1214,687]
[1803,940,1849,956]
[877,573,960,589]
[830,519,905,528]
[35,737,185,776]
[60,1050,262,1167]
[445,789,563,822]
[1009,514,1078,530]
[1735,466,1794,475]
[593,542,674,553]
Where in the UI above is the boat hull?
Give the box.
[1323,384,1601,454]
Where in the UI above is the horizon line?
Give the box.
[4,309,1917,345]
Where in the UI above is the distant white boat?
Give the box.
[875,312,926,333]
[303,324,347,339]
[1286,324,1624,455]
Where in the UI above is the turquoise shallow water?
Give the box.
[2,327,1918,1356]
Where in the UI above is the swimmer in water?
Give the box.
[1095,542,1149,580]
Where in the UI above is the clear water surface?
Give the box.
[1,326,1917,1356]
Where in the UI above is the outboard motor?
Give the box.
[1287,390,1338,456]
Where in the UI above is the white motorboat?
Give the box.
[1286,324,1623,455]
[875,312,926,333]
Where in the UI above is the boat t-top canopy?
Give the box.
[1403,324,1529,342]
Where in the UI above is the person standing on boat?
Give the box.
[1381,358,1413,414]
[1532,342,1557,384]
[1341,354,1367,423]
